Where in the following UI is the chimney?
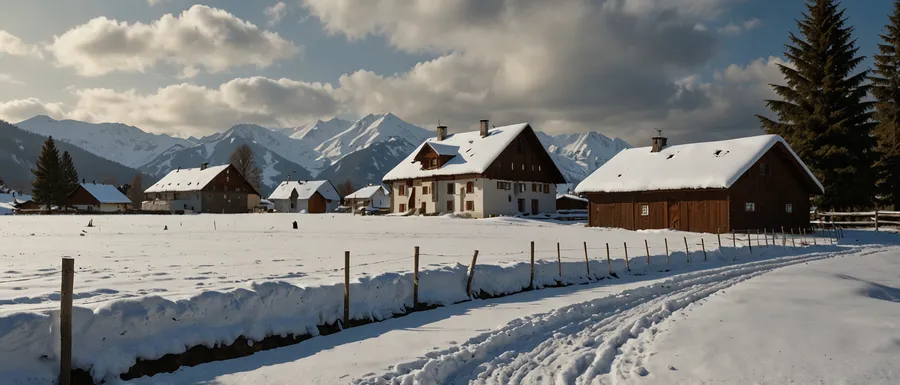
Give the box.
[480,119,489,137]
[436,125,447,141]
[651,129,668,153]
[200,162,208,170]
[81,178,85,184]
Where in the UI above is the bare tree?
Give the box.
[128,173,143,205]
[230,144,262,192]
[336,179,355,198]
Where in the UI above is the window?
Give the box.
[532,183,537,192]
[429,158,438,168]
[466,181,474,194]
[447,183,455,194]
[531,164,535,171]
[543,184,550,194]
[466,201,475,211]
[538,165,542,171]
[759,162,771,176]
[447,201,454,211]
[510,162,514,170]
[785,203,793,213]
[641,204,649,216]
[745,202,756,212]
[423,185,430,195]
[399,203,406,212]
[521,163,525,171]
[497,181,512,190]
[399,185,407,196]
[518,183,526,193]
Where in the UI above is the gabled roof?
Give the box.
[268,180,340,201]
[344,185,389,199]
[575,134,824,194]
[145,165,231,193]
[383,123,532,181]
[556,193,588,203]
[77,183,132,204]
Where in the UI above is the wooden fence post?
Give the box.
[59,257,74,385]
[764,228,769,247]
[781,226,787,247]
[529,241,535,290]
[664,238,670,265]
[557,242,562,277]
[606,242,612,276]
[812,230,817,245]
[624,242,630,272]
[684,237,690,263]
[344,251,350,327]
[732,230,736,249]
[644,240,650,265]
[583,241,590,276]
[701,238,707,262]
[466,250,479,298]
[746,230,752,253]
[790,229,796,247]
[717,228,722,251]
[755,229,760,247]
[413,246,419,308]
[802,228,807,246]
[875,210,880,233]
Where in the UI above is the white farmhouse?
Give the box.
[268,180,341,213]
[382,120,567,218]
[344,184,391,212]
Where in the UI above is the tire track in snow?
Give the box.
[355,246,887,385]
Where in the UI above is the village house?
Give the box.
[267,180,340,213]
[143,163,259,214]
[0,191,33,215]
[575,133,824,233]
[343,184,391,213]
[556,193,589,210]
[382,120,567,218]
[66,182,132,212]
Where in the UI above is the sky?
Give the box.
[0,0,893,146]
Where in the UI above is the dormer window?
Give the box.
[429,158,438,169]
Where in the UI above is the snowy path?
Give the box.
[122,243,892,385]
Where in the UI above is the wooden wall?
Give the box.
[66,185,101,206]
[556,197,588,210]
[728,143,811,231]
[199,165,256,213]
[482,126,567,184]
[588,190,729,233]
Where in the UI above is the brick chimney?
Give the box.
[480,119,489,137]
[651,129,668,153]
[201,162,209,170]
[436,125,447,141]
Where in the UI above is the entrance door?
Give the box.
[668,201,680,230]
[420,201,426,214]
[518,198,525,212]
[531,199,539,215]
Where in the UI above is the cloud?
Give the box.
[146,0,169,6]
[265,2,288,26]
[718,18,761,36]
[0,30,41,57]
[46,5,299,77]
[0,98,67,123]
[0,73,25,86]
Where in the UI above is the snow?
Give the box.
[0,214,855,383]
[344,185,389,200]
[575,134,825,194]
[267,180,340,201]
[144,164,230,193]
[557,193,588,202]
[423,142,459,156]
[78,183,131,204]
[382,123,531,181]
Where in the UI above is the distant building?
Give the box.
[556,193,588,210]
[575,134,824,232]
[382,120,566,218]
[143,163,260,214]
[0,191,32,215]
[344,184,391,212]
[67,182,132,212]
[268,180,340,213]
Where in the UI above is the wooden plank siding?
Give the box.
[481,127,567,184]
[199,165,258,214]
[588,190,728,233]
[728,143,810,231]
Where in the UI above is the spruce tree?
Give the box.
[31,136,62,210]
[871,0,900,209]
[60,151,79,196]
[757,0,875,210]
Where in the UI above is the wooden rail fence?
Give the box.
[812,210,900,232]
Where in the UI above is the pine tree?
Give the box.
[59,151,79,196]
[31,136,62,210]
[757,0,876,210]
[871,0,900,210]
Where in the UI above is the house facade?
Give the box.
[268,180,340,213]
[67,183,132,212]
[383,120,566,218]
[143,163,259,214]
[344,185,391,212]
[575,134,824,233]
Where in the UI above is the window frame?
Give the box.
[399,203,406,212]
[785,203,793,213]
[745,202,756,212]
[465,201,475,211]
[759,162,771,176]
[398,185,407,196]
[447,183,455,195]
[466,181,474,194]
[640,204,649,216]
[446,200,454,211]
[422,185,429,195]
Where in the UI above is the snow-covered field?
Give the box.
[0,214,866,383]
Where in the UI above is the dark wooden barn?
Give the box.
[143,163,260,214]
[575,134,823,233]
[556,194,588,210]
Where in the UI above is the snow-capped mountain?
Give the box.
[199,123,325,173]
[314,113,432,166]
[279,117,352,142]
[536,131,631,183]
[316,137,421,186]
[15,115,192,168]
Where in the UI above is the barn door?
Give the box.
[668,201,680,230]
[531,199,539,215]
[308,193,326,213]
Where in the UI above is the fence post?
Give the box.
[875,210,880,233]
[764,228,769,247]
[732,230,736,249]
[344,251,350,327]
[583,241,590,276]
[557,242,562,277]
[684,237,690,263]
[644,240,650,265]
[812,230,817,245]
[529,241,535,290]
[781,226,787,247]
[802,228,808,246]
[755,229,760,247]
[746,230,752,253]
[466,250,479,298]
[664,238,670,265]
[59,257,74,385]
[717,228,722,251]
[790,229,796,247]
[624,242,630,272]
[701,238,707,262]
[606,243,612,276]
[413,246,419,308]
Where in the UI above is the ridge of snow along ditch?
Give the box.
[0,241,842,383]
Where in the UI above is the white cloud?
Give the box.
[0,98,67,123]
[718,18,761,36]
[0,73,24,86]
[47,5,299,77]
[265,2,288,26]
[0,30,41,58]
[146,0,169,6]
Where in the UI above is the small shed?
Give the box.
[268,180,340,213]
[575,134,823,232]
[556,194,588,210]
[67,183,132,212]
[344,185,391,212]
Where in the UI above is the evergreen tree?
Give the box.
[31,136,62,210]
[59,151,79,196]
[870,0,900,209]
[757,0,875,210]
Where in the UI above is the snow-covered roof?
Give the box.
[268,180,340,201]
[145,165,230,193]
[0,193,32,205]
[575,134,824,194]
[344,185,389,199]
[79,184,132,204]
[383,123,531,181]
[556,193,588,203]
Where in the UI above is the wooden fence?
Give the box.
[811,210,900,232]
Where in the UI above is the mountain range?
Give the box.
[8,113,630,195]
